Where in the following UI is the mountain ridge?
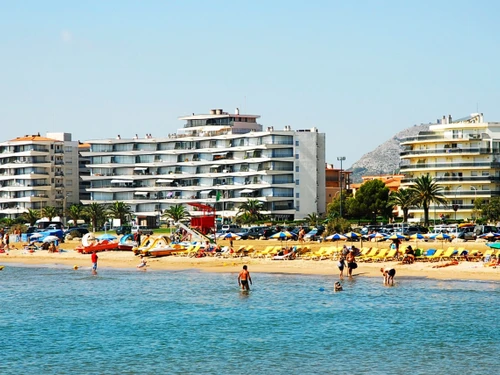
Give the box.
[348,123,430,182]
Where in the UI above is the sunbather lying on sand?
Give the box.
[432,260,459,268]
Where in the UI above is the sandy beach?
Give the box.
[2,237,500,281]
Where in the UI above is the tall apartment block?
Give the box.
[81,108,326,222]
[0,133,80,218]
[400,113,500,222]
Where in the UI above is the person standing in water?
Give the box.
[91,251,98,272]
[238,265,252,291]
[381,267,396,285]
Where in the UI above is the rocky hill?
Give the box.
[349,124,430,183]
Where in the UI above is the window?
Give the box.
[67,180,73,186]
[295,179,300,185]
[482,171,490,176]
[295,166,299,172]
[295,154,299,159]
[296,193,300,198]
[295,140,299,146]
[471,171,478,176]
[296,201,300,211]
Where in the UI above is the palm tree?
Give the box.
[107,201,132,224]
[305,213,320,227]
[23,208,40,226]
[83,203,108,231]
[162,204,189,223]
[42,206,59,221]
[407,175,447,226]
[237,199,265,223]
[388,188,415,223]
[67,204,85,226]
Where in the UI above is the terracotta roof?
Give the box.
[9,135,59,142]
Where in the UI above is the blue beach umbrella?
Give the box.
[386,233,408,240]
[430,233,451,240]
[344,232,361,241]
[325,233,347,241]
[219,232,241,240]
[430,232,451,248]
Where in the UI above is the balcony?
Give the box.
[402,176,500,183]
[400,147,495,157]
[400,162,500,170]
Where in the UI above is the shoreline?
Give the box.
[2,245,500,281]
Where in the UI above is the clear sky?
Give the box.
[1,0,500,168]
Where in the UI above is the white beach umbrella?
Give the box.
[43,235,60,243]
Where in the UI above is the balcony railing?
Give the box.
[400,148,496,157]
[401,176,500,183]
[400,162,500,170]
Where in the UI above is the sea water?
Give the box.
[0,265,498,375]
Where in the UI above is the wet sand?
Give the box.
[2,237,500,281]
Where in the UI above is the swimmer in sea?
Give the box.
[238,265,252,291]
[334,281,343,292]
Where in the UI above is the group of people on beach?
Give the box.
[336,244,396,288]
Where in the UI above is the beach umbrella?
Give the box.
[219,232,241,240]
[430,233,451,240]
[479,232,497,239]
[270,231,293,240]
[410,233,426,249]
[430,232,451,248]
[29,233,43,239]
[325,233,347,241]
[43,235,60,243]
[271,231,293,247]
[344,232,361,242]
[97,233,117,241]
[386,233,408,240]
[368,232,386,248]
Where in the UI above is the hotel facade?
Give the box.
[400,113,500,222]
[0,133,80,218]
[81,109,326,223]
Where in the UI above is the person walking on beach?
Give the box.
[91,251,98,272]
[238,265,252,291]
[346,250,357,277]
[381,267,396,285]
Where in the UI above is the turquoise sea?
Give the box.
[0,265,498,375]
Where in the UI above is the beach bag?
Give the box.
[352,262,358,269]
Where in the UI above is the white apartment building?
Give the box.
[400,113,500,222]
[81,108,326,222]
[0,133,80,218]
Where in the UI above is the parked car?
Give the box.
[64,227,89,238]
[403,226,429,236]
[236,228,250,240]
[116,225,132,235]
[304,228,321,241]
[262,227,278,239]
[246,227,266,239]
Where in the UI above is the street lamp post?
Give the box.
[453,185,462,221]
[337,156,346,218]
[471,186,477,221]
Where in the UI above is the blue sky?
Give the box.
[1,0,499,168]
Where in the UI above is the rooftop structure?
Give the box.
[81,108,326,223]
